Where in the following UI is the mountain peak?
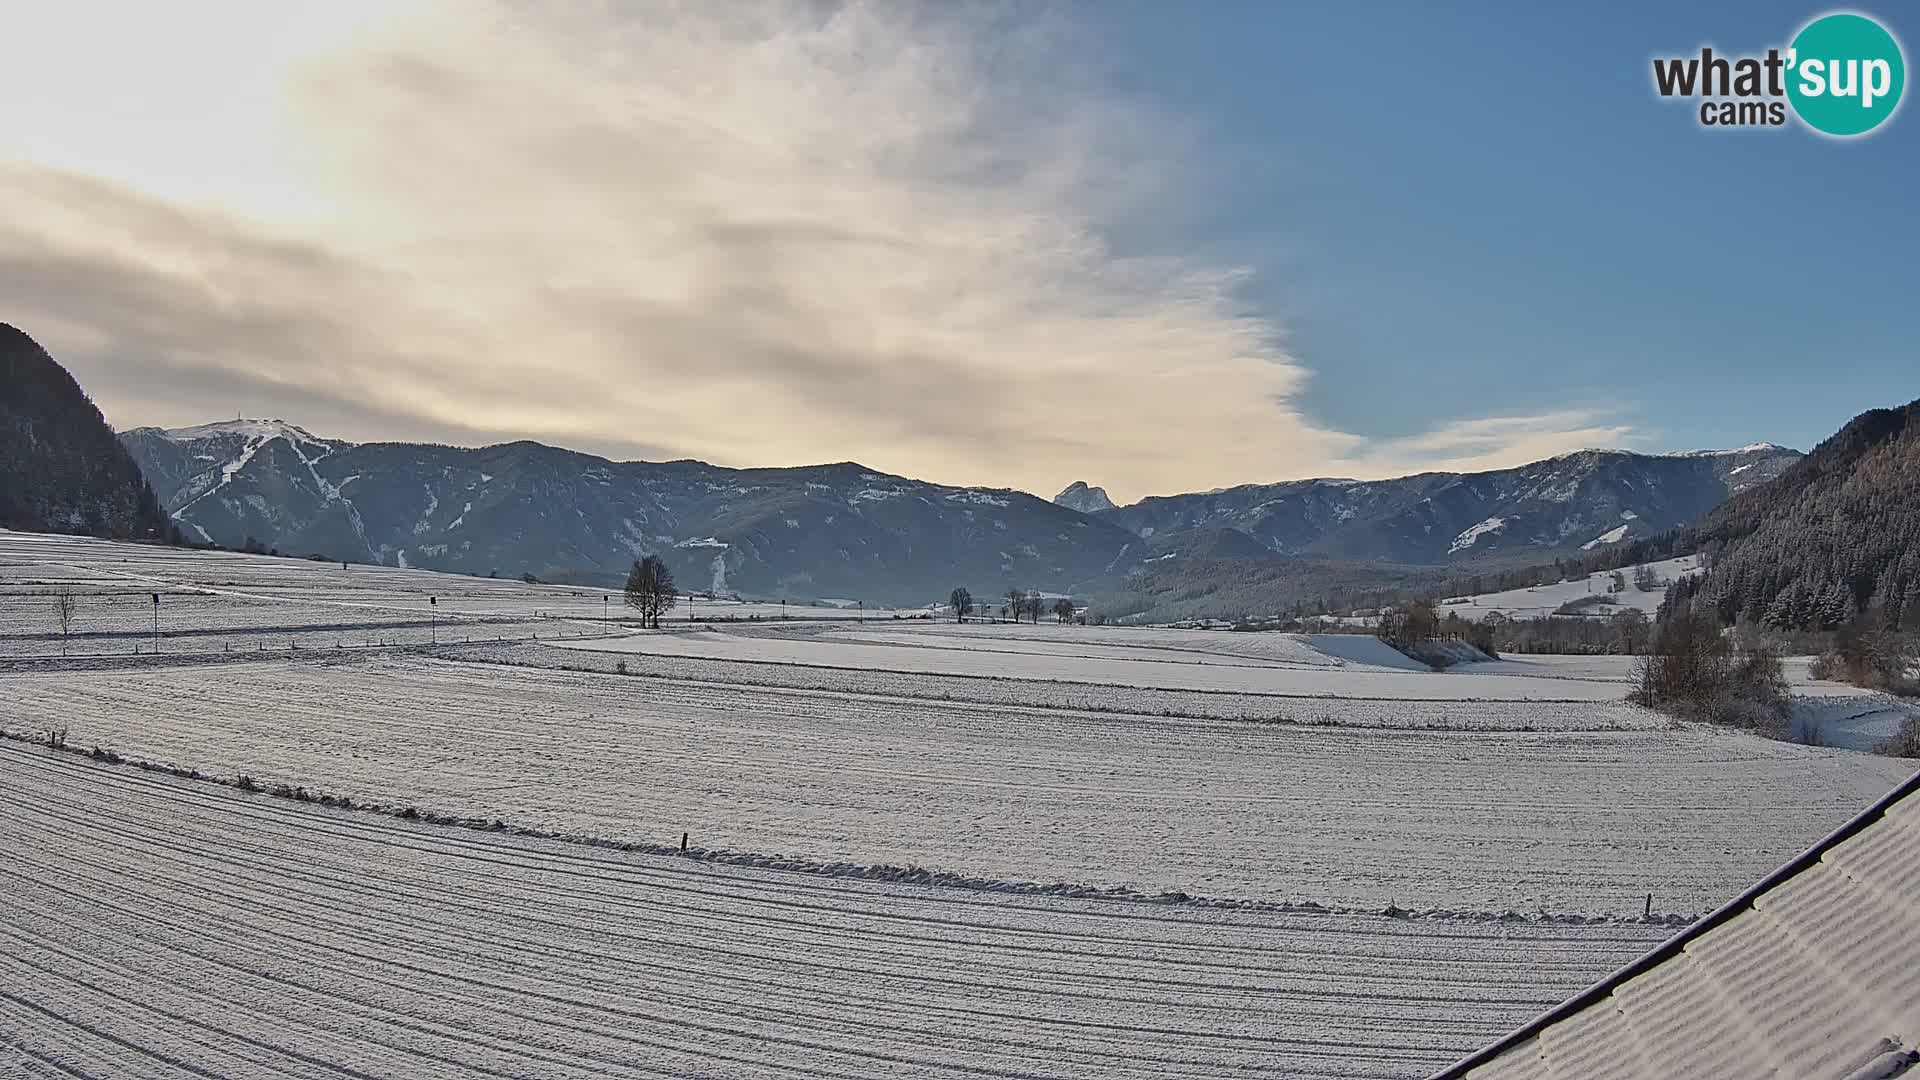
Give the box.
[1054,481,1116,514]
[1677,442,1799,458]
[155,418,335,445]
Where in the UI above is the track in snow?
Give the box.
[0,742,1670,1080]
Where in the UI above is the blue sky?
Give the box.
[1080,0,1917,455]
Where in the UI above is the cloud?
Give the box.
[0,1,1629,502]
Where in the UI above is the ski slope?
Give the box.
[0,742,1677,1079]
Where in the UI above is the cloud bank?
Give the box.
[0,1,1631,502]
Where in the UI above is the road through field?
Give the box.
[0,742,1673,1079]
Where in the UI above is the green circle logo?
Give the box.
[1787,13,1906,136]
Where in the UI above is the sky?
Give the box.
[1,1,1913,503]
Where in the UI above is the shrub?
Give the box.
[1875,716,1920,758]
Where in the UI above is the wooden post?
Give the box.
[680,831,689,853]
[1644,892,1653,919]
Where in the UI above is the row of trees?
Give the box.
[947,587,1074,624]
[1376,599,1499,658]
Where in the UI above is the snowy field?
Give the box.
[6,651,1907,913]
[3,529,1916,1077]
[1434,555,1703,622]
[0,531,923,657]
[0,742,1675,1080]
[553,625,1635,700]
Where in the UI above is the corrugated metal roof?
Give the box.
[1434,769,1920,1080]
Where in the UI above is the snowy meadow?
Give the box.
[1,530,1911,1078]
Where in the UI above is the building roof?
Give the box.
[1433,768,1920,1080]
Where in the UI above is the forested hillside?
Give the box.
[0,324,174,541]
[1663,399,1920,632]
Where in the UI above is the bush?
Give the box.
[1633,614,1790,738]
[1876,716,1920,758]
[614,660,630,676]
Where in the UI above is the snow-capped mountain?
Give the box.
[122,418,1802,599]
[1094,445,1802,564]
[1053,481,1116,514]
[120,422,1136,603]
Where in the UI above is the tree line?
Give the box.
[948,587,1074,624]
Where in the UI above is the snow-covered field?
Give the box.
[3,530,1915,1077]
[1434,555,1704,622]
[6,652,1907,913]
[0,742,1674,1079]
[553,625,1634,700]
[0,531,922,657]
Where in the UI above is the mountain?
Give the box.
[1657,400,1920,632]
[1096,445,1801,565]
[0,324,172,541]
[120,421,1137,603]
[1053,481,1116,514]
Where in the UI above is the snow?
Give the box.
[8,646,1905,919]
[673,536,729,549]
[411,487,439,535]
[1436,555,1703,622]
[1680,442,1792,457]
[0,743,1676,1079]
[159,418,330,444]
[1580,524,1631,550]
[170,430,276,518]
[1448,516,1508,554]
[945,491,1011,508]
[1,528,1911,1078]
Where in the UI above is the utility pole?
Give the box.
[150,592,160,651]
[429,596,437,644]
[858,599,863,624]
[603,595,608,626]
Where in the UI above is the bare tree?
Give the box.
[624,556,678,629]
[1023,595,1046,623]
[1633,563,1660,592]
[53,588,76,658]
[1052,598,1074,624]
[1005,588,1025,625]
[949,587,973,623]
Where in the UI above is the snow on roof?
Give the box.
[1435,769,1920,1079]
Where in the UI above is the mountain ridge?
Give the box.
[122,415,1802,601]
[0,323,174,542]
